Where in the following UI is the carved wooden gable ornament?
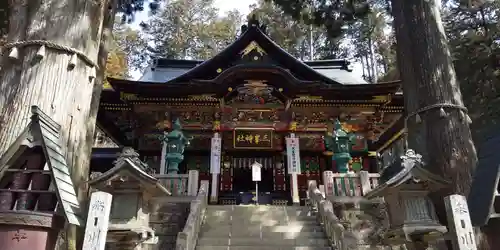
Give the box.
[0,106,82,226]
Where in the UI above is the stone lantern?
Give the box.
[159,118,191,174]
[89,147,171,249]
[324,119,353,173]
[364,149,448,245]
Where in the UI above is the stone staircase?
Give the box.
[196,205,332,250]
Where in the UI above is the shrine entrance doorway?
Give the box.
[232,157,274,193]
[226,152,285,205]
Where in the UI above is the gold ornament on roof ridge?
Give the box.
[240,41,267,58]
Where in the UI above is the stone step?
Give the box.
[205,213,315,219]
[199,206,329,250]
[199,225,325,237]
[206,206,303,213]
[197,237,330,247]
[204,215,316,222]
[203,219,318,227]
[195,246,332,250]
[199,230,327,238]
[205,210,313,218]
[200,223,323,231]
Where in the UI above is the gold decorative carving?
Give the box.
[296,95,323,100]
[240,41,266,57]
[371,95,391,102]
[188,94,216,100]
[120,92,138,101]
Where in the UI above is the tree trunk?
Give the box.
[390,0,482,249]
[74,0,117,249]
[0,0,108,248]
[368,36,377,83]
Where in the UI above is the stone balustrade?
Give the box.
[323,171,381,197]
[307,180,346,248]
[156,174,189,196]
[175,180,209,250]
[307,180,396,250]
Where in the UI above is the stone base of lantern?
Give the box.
[329,196,389,248]
[383,223,448,245]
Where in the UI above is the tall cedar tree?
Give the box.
[0,0,159,248]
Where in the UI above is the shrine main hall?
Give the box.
[92,19,405,205]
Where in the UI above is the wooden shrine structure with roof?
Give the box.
[93,18,405,205]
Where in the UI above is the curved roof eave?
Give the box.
[196,64,321,85]
[159,24,344,85]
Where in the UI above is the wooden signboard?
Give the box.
[233,128,273,149]
[252,162,262,182]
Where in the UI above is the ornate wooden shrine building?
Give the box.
[93,19,405,204]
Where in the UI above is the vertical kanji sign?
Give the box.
[82,191,113,250]
[445,194,477,250]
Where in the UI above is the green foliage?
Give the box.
[443,0,500,143]
[117,0,161,23]
[113,22,148,72]
[249,0,347,59]
[267,0,372,39]
[266,0,499,143]
[143,0,242,59]
[267,0,393,80]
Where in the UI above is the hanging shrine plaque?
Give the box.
[233,128,273,149]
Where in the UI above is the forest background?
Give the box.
[0,0,498,149]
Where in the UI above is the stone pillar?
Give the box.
[210,173,219,204]
[187,170,199,196]
[286,133,301,205]
[210,133,222,204]
[291,173,300,204]
[323,171,334,196]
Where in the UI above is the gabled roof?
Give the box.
[365,149,450,199]
[138,59,203,82]
[0,106,82,226]
[305,60,368,85]
[89,147,171,196]
[468,134,500,226]
[136,57,367,85]
[111,19,364,86]
[156,21,344,84]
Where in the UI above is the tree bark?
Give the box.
[390,0,482,249]
[74,0,117,248]
[0,0,108,248]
